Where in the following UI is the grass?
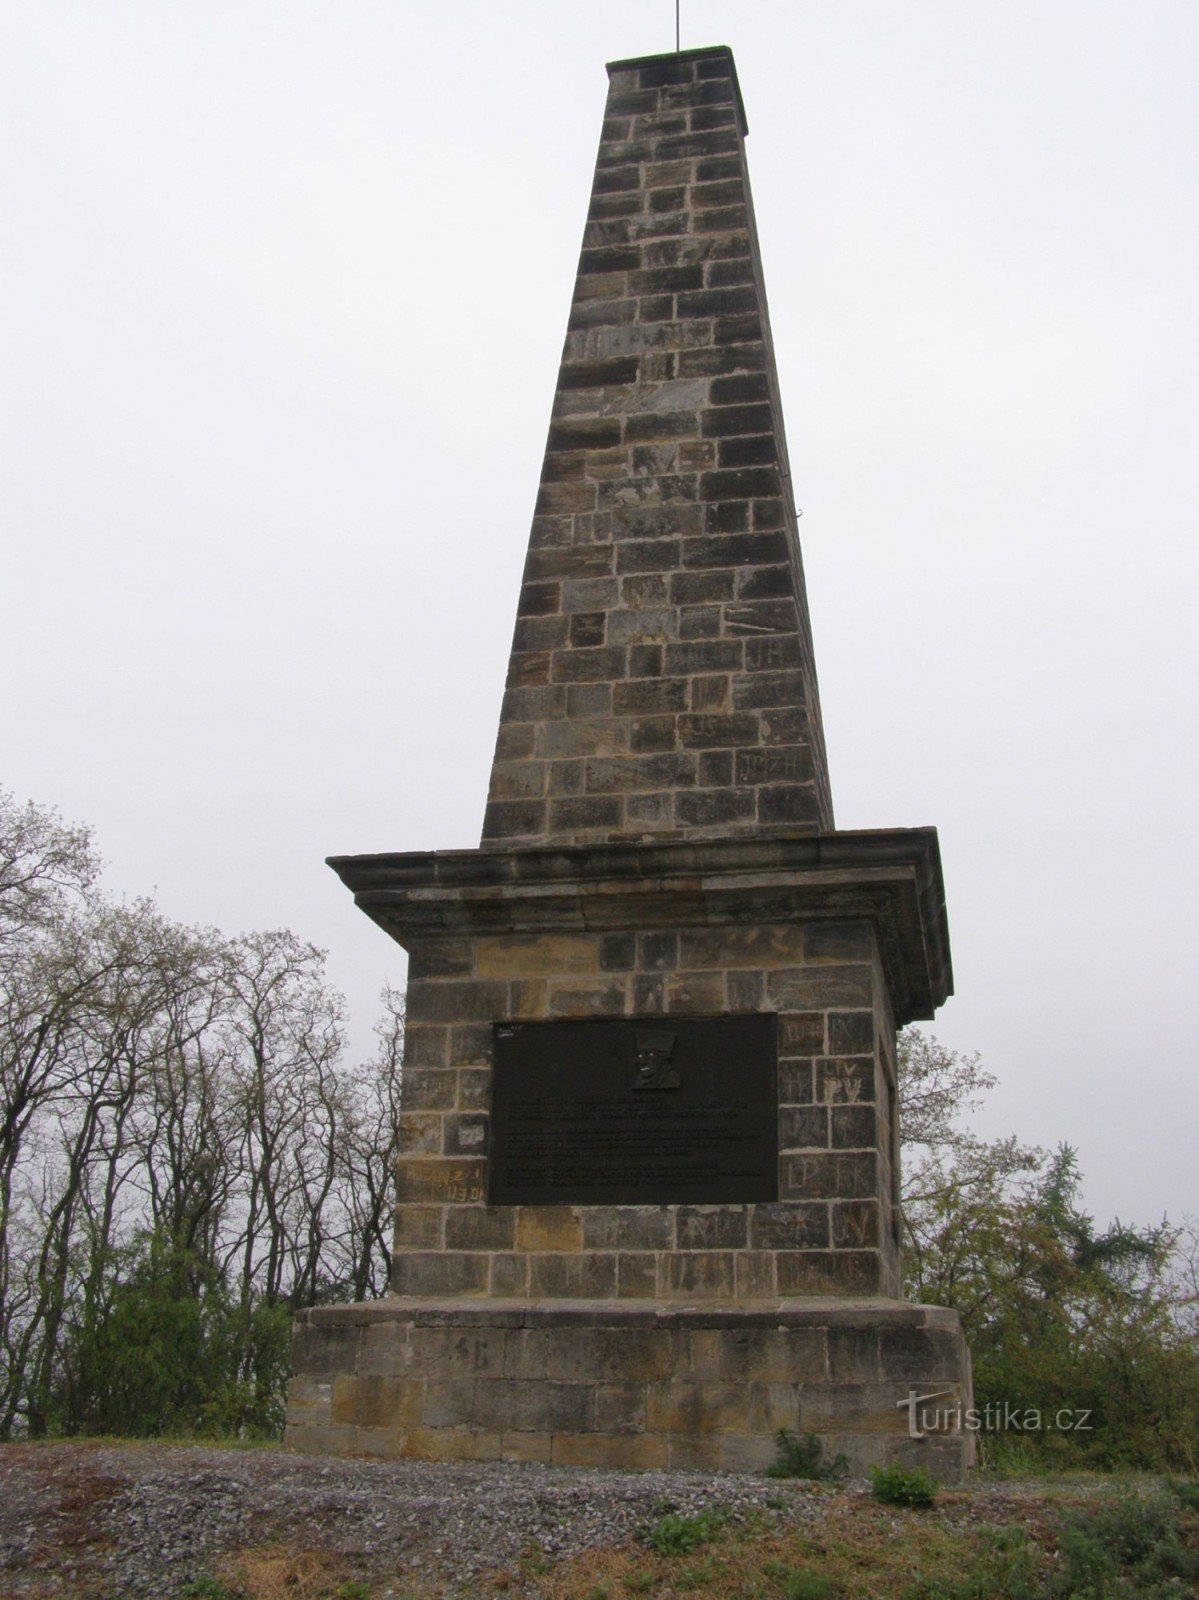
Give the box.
[522,1484,1199,1600]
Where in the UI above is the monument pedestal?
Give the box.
[285,835,974,1478]
[288,1298,972,1477]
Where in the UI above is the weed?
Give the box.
[765,1430,848,1481]
[784,1574,836,1600]
[675,1562,714,1589]
[335,1585,371,1600]
[181,1579,237,1600]
[1166,1475,1199,1509]
[624,1571,655,1594]
[520,1544,557,1575]
[902,1525,1042,1600]
[645,1507,729,1555]
[1057,1490,1199,1593]
[869,1461,939,1508]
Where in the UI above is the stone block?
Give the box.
[648,1379,747,1434]
[677,924,805,968]
[475,934,600,977]
[817,1058,875,1105]
[490,1254,529,1297]
[749,1202,829,1251]
[358,1322,410,1379]
[776,1250,879,1296]
[879,1325,964,1382]
[394,1158,485,1205]
[444,1206,515,1252]
[515,1207,583,1253]
[546,1325,675,1382]
[676,1206,747,1250]
[400,1070,456,1111]
[503,1329,548,1380]
[685,1326,826,1383]
[583,1207,674,1251]
[780,1013,825,1055]
[443,1113,488,1158]
[828,1327,881,1382]
[287,1306,348,1380]
[617,1252,659,1297]
[666,1252,736,1298]
[392,1252,489,1297]
[405,1426,502,1462]
[832,1201,880,1250]
[831,1105,878,1149]
[500,1431,554,1463]
[667,1435,724,1469]
[403,1027,449,1070]
[552,1432,669,1468]
[779,1060,814,1104]
[406,980,509,1024]
[475,1379,592,1433]
[393,1206,443,1250]
[767,966,875,1010]
[780,1106,829,1151]
[595,1381,648,1433]
[735,1250,776,1298]
[412,1326,503,1377]
[507,979,548,1019]
[546,978,629,1015]
[419,1382,477,1433]
[717,1433,778,1471]
[330,1375,421,1432]
[665,971,725,1010]
[826,1010,876,1055]
[449,1025,492,1067]
[530,1253,618,1298]
[780,1152,877,1201]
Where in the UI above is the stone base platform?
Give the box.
[286,1298,975,1480]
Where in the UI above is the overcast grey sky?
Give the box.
[3,1,1196,1231]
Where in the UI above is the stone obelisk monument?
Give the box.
[287,45,973,1477]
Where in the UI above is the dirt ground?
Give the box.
[0,1439,1162,1600]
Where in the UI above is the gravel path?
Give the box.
[0,1441,830,1598]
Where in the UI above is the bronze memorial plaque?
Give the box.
[489,1014,778,1206]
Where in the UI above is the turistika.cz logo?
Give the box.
[898,1388,1094,1440]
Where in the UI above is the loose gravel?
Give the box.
[0,1441,829,1598]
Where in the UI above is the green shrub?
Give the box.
[1166,1475,1199,1509]
[1056,1491,1199,1593]
[180,1578,237,1600]
[869,1460,939,1508]
[645,1508,728,1555]
[766,1428,849,1481]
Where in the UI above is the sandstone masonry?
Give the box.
[287,46,974,1478]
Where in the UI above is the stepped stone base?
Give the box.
[286,1297,975,1480]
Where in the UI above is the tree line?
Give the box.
[2,785,1196,1468]
[0,788,400,1438]
[899,1030,1199,1471]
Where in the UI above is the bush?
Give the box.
[766,1428,849,1481]
[870,1461,939,1508]
[645,1508,728,1555]
[1056,1491,1199,1593]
